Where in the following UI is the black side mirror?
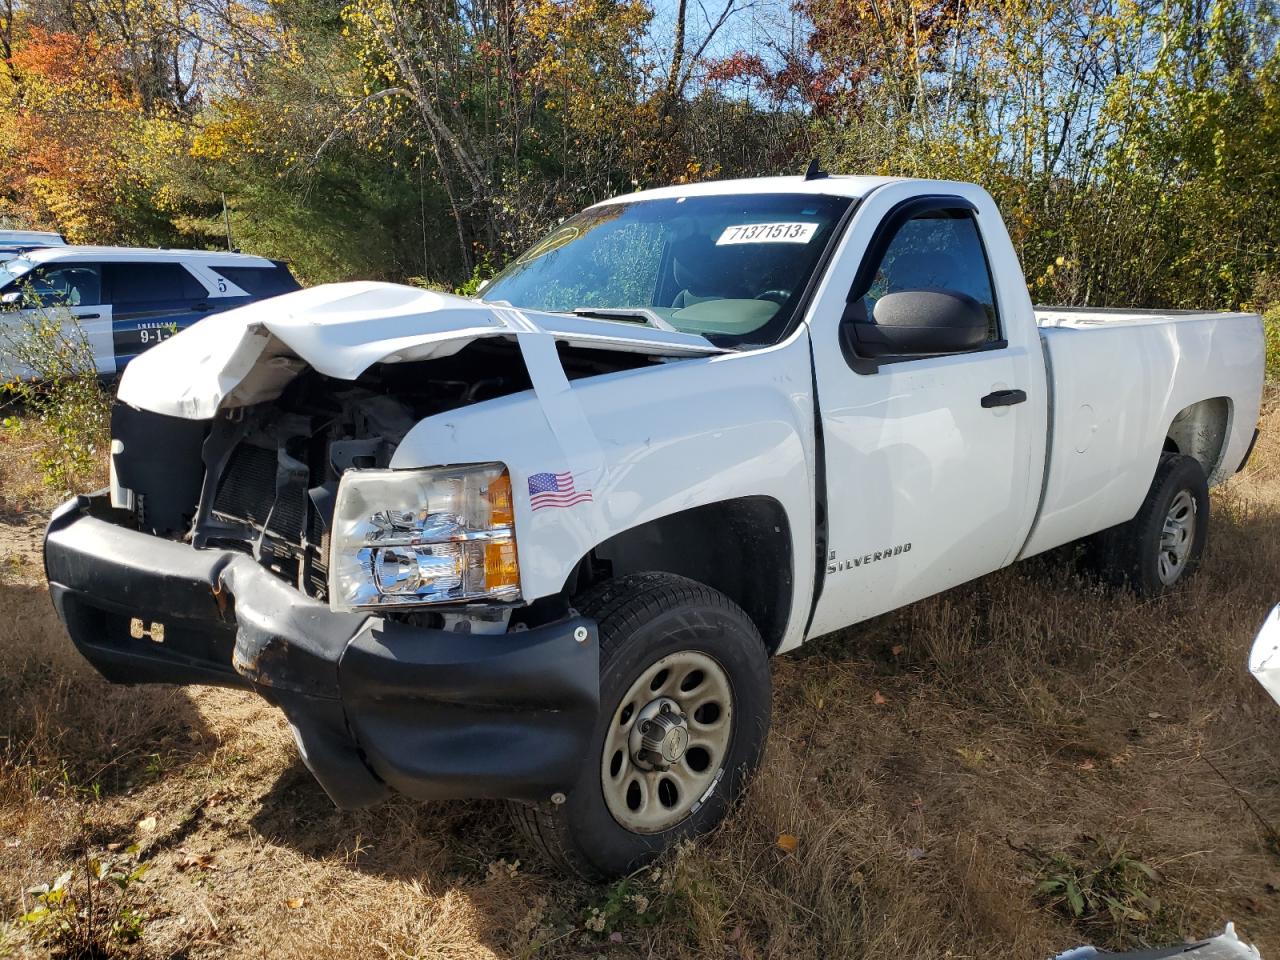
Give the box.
[840,289,989,361]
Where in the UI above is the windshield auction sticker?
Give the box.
[716,222,818,245]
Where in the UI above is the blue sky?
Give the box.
[646,0,809,80]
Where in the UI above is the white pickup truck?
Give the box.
[44,174,1264,879]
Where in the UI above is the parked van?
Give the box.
[0,246,300,376]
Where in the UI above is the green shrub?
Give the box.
[453,254,499,298]
[18,848,150,958]
[1264,305,1280,383]
[1032,837,1171,948]
[1,293,110,491]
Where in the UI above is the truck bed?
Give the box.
[1034,305,1258,328]
[1019,306,1263,559]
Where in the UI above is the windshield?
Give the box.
[482,193,852,348]
[0,257,34,289]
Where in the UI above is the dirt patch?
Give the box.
[1,514,47,578]
[3,403,1280,958]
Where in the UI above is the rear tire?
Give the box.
[510,571,771,880]
[1091,453,1209,596]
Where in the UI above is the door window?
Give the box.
[24,264,102,307]
[212,264,301,298]
[105,262,205,304]
[859,209,1001,342]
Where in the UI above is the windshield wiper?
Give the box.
[571,307,677,333]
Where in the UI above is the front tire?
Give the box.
[1092,453,1210,596]
[511,572,771,879]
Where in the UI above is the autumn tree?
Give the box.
[0,28,142,239]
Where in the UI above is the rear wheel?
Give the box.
[1091,453,1210,596]
[510,571,771,879]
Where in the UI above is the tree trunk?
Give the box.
[662,0,688,118]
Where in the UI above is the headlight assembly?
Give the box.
[329,463,519,612]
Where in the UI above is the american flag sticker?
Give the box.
[527,471,593,510]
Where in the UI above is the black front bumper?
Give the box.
[44,495,599,809]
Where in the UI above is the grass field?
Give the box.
[2,392,1280,959]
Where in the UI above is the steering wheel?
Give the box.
[754,289,790,305]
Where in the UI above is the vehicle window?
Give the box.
[481,193,853,348]
[863,210,1000,340]
[0,258,34,289]
[503,219,667,313]
[23,263,102,307]
[212,264,301,298]
[105,263,205,303]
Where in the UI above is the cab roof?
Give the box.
[593,174,906,207]
[12,245,278,267]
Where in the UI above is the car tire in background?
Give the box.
[1091,452,1210,597]
[510,571,772,880]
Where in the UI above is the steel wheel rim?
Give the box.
[600,650,733,834]
[1157,489,1197,585]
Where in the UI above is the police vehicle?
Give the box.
[0,230,65,260]
[0,246,299,376]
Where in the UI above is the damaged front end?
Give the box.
[108,342,546,610]
[47,347,603,807]
[44,283,721,807]
[46,491,598,807]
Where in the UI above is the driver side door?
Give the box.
[1,262,113,378]
[806,187,1043,638]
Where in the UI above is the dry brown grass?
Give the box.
[3,396,1280,958]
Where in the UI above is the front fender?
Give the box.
[391,332,818,648]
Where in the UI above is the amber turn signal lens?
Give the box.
[487,472,514,526]
[484,539,519,590]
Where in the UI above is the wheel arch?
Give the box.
[563,496,794,653]
[1163,396,1232,481]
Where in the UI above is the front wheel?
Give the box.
[1091,453,1210,596]
[510,572,771,879]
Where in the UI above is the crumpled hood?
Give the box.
[117,281,725,419]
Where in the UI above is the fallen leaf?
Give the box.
[816,697,824,710]
[891,644,905,656]
[872,690,888,706]
[285,897,305,910]
[1078,759,1096,771]
[136,816,157,834]
[177,849,216,872]
[106,842,122,852]
[776,833,799,853]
